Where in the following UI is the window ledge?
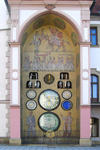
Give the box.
[90,45,100,48]
[91,103,100,106]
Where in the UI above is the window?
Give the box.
[91,75,98,103]
[90,118,99,137]
[90,27,97,45]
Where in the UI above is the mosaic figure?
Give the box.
[61,112,73,137]
[27,112,36,137]
[56,57,64,70]
[30,29,44,51]
[65,56,75,71]
[33,57,41,71]
[41,57,47,70]
[47,56,52,70]
[35,81,41,88]
[58,81,63,88]
[52,57,56,71]
[28,81,32,88]
[69,56,75,71]
[45,27,69,52]
[23,55,32,71]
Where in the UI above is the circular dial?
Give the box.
[38,112,60,132]
[62,90,72,99]
[26,90,36,99]
[44,74,54,84]
[38,89,60,110]
[61,100,73,110]
[26,100,37,110]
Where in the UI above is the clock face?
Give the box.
[38,89,60,110]
[61,100,73,110]
[38,112,60,132]
[62,90,72,99]
[26,90,36,99]
[44,74,54,84]
[26,100,37,110]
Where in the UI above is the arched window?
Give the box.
[90,118,99,137]
[91,75,98,103]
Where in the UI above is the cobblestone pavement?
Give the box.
[0,145,100,150]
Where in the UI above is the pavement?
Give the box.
[0,145,100,150]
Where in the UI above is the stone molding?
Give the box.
[45,4,55,10]
[82,10,90,21]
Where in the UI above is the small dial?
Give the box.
[26,90,36,99]
[62,90,72,99]
[44,74,54,84]
[61,100,73,110]
[26,100,37,110]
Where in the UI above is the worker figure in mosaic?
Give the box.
[61,112,73,137]
[27,112,36,137]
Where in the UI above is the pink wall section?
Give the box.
[10,106,20,138]
[80,106,91,138]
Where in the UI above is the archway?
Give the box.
[21,13,80,144]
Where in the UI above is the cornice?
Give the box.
[9,42,22,46]
[79,42,92,45]
[7,0,93,6]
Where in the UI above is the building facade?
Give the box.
[0,0,96,146]
[90,0,100,144]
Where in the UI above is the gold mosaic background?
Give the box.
[21,14,80,137]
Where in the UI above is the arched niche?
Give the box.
[21,13,80,141]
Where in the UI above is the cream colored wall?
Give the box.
[0,0,10,138]
[0,103,10,137]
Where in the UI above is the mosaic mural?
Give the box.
[27,112,36,136]
[61,112,73,137]
[53,18,66,29]
[33,18,45,29]
[21,14,80,140]
[23,26,75,72]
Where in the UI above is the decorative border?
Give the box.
[62,90,72,99]
[61,100,73,111]
[26,90,37,99]
[38,89,60,111]
[38,112,60,132]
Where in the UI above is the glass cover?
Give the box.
[38,112,60,132]
[38,89,60,110]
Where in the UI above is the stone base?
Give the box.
[0,137,9,144]
[80,138,91,146]
[9,138,21,145]
[91,137,100,145]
